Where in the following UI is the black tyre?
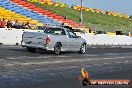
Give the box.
[54,43,61,55]
[79,43,86,54]
[26,47,36,53]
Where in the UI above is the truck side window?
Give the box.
[44,28,66,35]
[61,29,66,35]
[67,30,78,38]
[54,28,66,35]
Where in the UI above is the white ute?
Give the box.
[21,27,87,54]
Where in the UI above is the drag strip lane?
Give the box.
[0,45,132,88]
[3,56,132,67]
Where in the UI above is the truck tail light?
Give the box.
[45,36,50,44]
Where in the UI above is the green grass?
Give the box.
[30,2,132,32]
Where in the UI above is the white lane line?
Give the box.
[102,56,132,60]
[83,54,99,56]
[115,62,123,64]
[124,61,132,63]
[4,56,132,67]
[5,59,98,66]
[7,54,132,60]
[107,60,132,65]
[7,55,71,59]
[9,56,54,59]
[8,58,17,60]
[57,56,71,58]
[105,53,119,55]
[103,62,111,65]
[35,65,82,71]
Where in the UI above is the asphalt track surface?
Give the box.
[0,45,132,88]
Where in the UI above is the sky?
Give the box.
[59,0,132,15]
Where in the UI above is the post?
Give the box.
[80,0,83,24]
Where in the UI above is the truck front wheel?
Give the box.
[54,43,61,55]
[26,47,36,53]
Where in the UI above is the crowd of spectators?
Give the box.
[0,18,31,29]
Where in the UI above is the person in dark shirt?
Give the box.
[7,20,12,28]
[24,22,31,29]
[61,23,64,27]
[64,16,67,19]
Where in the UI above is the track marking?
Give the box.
[7,55,71,60]
[105,53,120,55]
[115,62,123,64]
[4,56,132,67]
[83,54,99,56]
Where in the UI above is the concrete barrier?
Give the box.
[0,28,132,46]
[80,33,132,46]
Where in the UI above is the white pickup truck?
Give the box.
[21,27,87,54]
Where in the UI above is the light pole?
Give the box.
[80,0,83,24]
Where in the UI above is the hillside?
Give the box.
[30,2,132,32]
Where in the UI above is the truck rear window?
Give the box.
[44,28,66,35]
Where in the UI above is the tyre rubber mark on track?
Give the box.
[3,56,132,67]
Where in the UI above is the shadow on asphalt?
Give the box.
[9,48,80,55]
[8,47,132,56]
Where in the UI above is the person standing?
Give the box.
[128,30,131,37]
[0,18,6,28]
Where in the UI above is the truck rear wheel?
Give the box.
[79,43,86,54]
[54,43,61,55]
[26,47,36,53]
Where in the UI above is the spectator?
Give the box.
[24,22,31,29]
[0,18,6,28]
[15,20,20,27]
[89,28,91,33]
[13,20,21,28]
[11,20,15,27]
[64,16,67,19]
[128,30,131,37]
[7,20,12,28]
[20,23,25,29]
[61,23,64,27]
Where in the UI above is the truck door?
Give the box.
[66,29,82,51]
[58,28,69,50]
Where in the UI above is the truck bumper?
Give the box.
[22,42,54,51]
